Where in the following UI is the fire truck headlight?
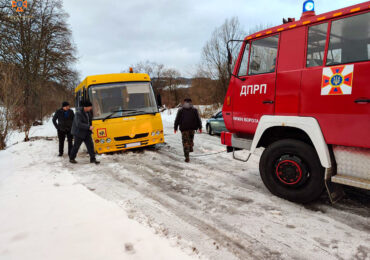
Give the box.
[106,138,111,143]
[303,0,314,12]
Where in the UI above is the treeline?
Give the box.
[0,0,78,149]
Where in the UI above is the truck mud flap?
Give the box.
[325,168,345,204]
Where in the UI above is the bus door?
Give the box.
[233,35,279,134]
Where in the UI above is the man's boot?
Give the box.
[70,159,77,164]
[91,158,100,165]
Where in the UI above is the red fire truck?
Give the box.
[221,1,370,203]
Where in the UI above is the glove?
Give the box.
[174,130,177,134]
[199,129,202,133]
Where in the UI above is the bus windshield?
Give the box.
[88,82,158,120]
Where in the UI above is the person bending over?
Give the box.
[69,101,100,164]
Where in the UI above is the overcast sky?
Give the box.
[62,0,365,78]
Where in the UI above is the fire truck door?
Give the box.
[301,13,370,148]
[275,27,306,114]
[233,35,279,134]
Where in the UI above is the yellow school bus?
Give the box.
[74,73,164,154]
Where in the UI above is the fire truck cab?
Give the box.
[221,1,370,203]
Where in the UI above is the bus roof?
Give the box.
[245,1,370,41]
[75,73,151,93]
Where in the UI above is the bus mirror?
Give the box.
[156,93,162,107]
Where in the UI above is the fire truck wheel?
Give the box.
[259,139,325,204]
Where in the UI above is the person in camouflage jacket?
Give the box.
[174,98,202,162]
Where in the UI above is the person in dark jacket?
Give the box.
[52,102,75,157]
[69,101,100,164]
[174,98,202,163]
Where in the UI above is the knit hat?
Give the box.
[184,98,192,103]
[62,101,70,107]
[82,100,93,107]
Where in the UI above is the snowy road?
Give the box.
[3,110,370,259]
[67,110,370,260]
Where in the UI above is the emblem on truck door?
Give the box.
[321,65,354,95]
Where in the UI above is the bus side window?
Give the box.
[248,35,279,75]
[83,87,87,102]
[238,43,250,77]
[306,23,328,67]
[75,91,81,107]
[327,12,370,65]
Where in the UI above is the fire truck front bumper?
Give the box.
[221,132,253,151]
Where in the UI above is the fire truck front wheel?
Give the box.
[259,139,325,204]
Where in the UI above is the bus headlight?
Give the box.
[106,138,112,143]
[156,131,161,135]
[151,131,156,136]
[100,139,105,144]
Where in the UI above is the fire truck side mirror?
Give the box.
[227,49,233,65]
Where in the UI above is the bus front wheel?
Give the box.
[259,139,325,204]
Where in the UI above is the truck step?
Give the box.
[331,175,370,190]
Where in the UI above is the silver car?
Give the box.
[206,111,227,135]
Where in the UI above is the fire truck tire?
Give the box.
[259,139,325,204]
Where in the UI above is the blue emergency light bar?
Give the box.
[303,0,315,13]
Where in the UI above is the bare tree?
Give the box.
[129,60,166,92]
[0,63,22,149]
[200,17,245,104]
[199,18,273,105]
[0,0,78,141]
[162,68,182,107]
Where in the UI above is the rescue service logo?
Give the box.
[12,0,27,12]
[321,65,354,95]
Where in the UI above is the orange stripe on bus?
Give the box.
[333,12,342,17]
[350,7,360,12]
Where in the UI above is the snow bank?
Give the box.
[6,117,57,147]
[0,140,196,260]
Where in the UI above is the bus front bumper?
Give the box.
[95,136,165,154]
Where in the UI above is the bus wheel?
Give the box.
[259,139,325,204]
[206,124,214,136]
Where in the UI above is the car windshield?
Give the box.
[88,82,158,120]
